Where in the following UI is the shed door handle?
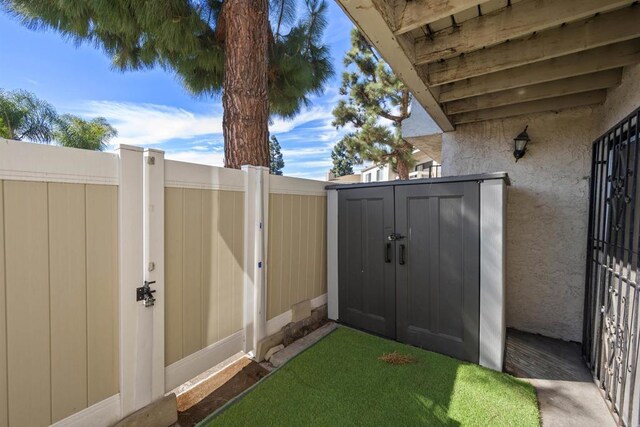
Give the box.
[399,244,406,265]
[385,243,391,263]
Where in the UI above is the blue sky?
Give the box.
[0,2,356,180]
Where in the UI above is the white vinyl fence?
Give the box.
[0,139,327,427]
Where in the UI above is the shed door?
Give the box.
[338,187,396,338]
[395,182,480,363]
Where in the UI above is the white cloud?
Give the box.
[70,99,347,179]
[286,171,328,181]
[72,100,337,148]
[73,101,223,146]
[281,143,333,158]
[270,106,335,134]
[294,159,333,168]
[165,150,226,167]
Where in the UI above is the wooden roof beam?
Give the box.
[424,5,640,85]
[393,0,486,36]
[444,70,622,114]
[414,0,632,64]
[439,39,640,102]
[450,90,607,124]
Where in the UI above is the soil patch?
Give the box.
[176,360,269,426]
[378,351,417,365]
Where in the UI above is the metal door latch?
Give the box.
[137,280,156,307]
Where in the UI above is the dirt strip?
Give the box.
[176,359,269,426]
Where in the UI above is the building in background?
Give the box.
[327,148,440,182]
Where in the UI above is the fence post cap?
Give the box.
[115,144,144,153]
[241,165,270,172]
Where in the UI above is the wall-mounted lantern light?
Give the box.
[513,125,530,162]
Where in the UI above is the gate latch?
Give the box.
[137,280,156,307]
[388,233,405,241]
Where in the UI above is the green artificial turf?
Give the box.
[206,327,539,426]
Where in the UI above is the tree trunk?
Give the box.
[396,159,410,180]
[223,0,270,169]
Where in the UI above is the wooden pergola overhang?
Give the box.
[336,0,640,132]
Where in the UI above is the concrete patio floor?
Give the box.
[505,329,614,427]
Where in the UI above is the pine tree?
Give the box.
[332,29,414,179]
[269,135,285,175]
[330,139,357,177]
[2,0,333,168]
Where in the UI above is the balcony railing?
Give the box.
[409,165,442,179]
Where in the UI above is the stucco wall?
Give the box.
[440,64,640,342]
[404,98,442,137]
[442,108,599,341]
[599,64,640,134]
[440,63,640,342]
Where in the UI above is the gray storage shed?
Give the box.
[326,173,509,370]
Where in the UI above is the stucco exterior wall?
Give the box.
[404,98,442,137]
[599,64,640,134]
[440,64,640,342]
[442,107,599,342]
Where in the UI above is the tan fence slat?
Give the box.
[305,196,315,301]
[165,188,184,365]
[267,194,283,319]
[281,195,294,316]
[217,191,236,339]
[86,184,119,404]
[183,189,203,357]
[301,197,312,301]
[292,196,303,305]
[0,182,6,427]
[310,196,320,300]
[214,192,228,340]
[216,191,232,340]
[4,181,51,426]
[49,183,88,421]
[267,194,327,319]
[232,191,244,332]
[201,190,218,345]
[166,188,245,363]
[317,195,326,298]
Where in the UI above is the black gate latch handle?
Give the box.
[137,280,157,307]
[385,243,392,263]
[399,244,406,265]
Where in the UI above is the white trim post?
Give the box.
[327,189,339,320]
[143,149,165,400]
[479,179,507,371]
[261,169,270,341]
[242,165,269,354]
[115,145,145,416]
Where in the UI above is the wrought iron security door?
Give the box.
[584,107,640,427]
